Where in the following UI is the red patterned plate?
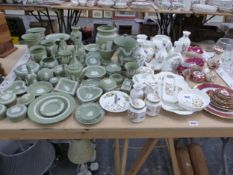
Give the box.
[195,83,233,119]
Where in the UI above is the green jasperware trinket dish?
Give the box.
[27,81,53,97]
[0,92,17,107]
[85,65,106,79]
[75,103,105,125]
[106,63,122,75]
[55,78,79,96]
[0,104,6,119]
[28,92,76,124]
[76,86,103,103]
[5,81,27,95]
[18,93,35,106]
[99,78,117,92]
[6,104,27,122]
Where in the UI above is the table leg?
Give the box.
[127,139,159,175]
[221,138,230,175]
[114,139,120,175]
[120,139,129,175]
[45,8,54,33]
[166,138,181,175]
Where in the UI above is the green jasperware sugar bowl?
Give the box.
[40,57,59,69]
[37,68,54,81]
[0,104,7,119]
[30,45,47,63]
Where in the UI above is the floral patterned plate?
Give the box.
[195,83,233,119]
[99,91,130,113]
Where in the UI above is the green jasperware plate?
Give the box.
[45,33,70,41]
[75,103,105,125]
[27,81,53,97]
[76,86,103,103]
[85,66,106,79]
[28,92,76,124]
[55,78,79,96]
[5,81,27,95]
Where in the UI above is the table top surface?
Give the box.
[0,3,233,16]
[1,45,233,140]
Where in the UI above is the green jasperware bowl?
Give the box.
[6,104,27,122]
[85,65,106,79]
[106,63,122,75]
[45,33,70,41]
[110,73,124,85]
[15,62,40,80]
[76,86,103,103]
[5,80,27,96]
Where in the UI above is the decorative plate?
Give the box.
[75,103,105,125]
[28,81,53,97]
[55,78,79,96]
[45,33,70,41]
[196,83,233,119]
[85,66,106,79]
[28,92,76,124]
[99,91,130,113]
[76,86,103,103]
[5,81,27,95]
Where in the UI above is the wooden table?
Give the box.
[0,3,54,32]
[1,45,232,175]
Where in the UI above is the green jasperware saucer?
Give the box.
[27,81,53,97]
[28,92,76,124]
[75,103,105,125]
[0,92,17,107]
[6,104,27,122]
[55,78,79,96]
[5,81,27,95]
[76,86,103,103]
[85,66,106,79]
[0,104,6,119]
